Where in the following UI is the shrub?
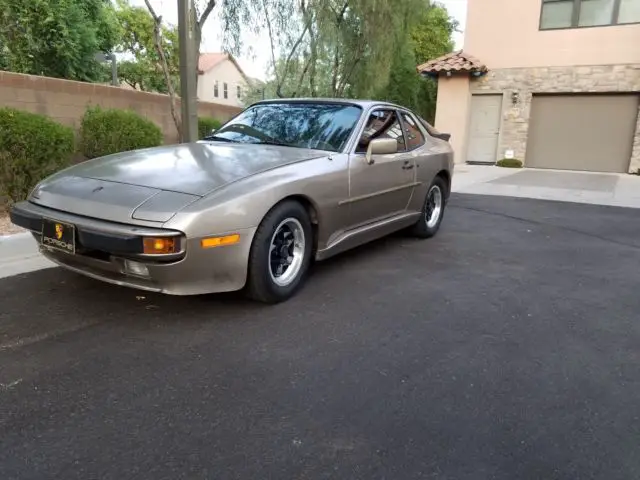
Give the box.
[0,108,75,206]
[496,158,523,168]
[79,106,163,159]
[198,116,222,139]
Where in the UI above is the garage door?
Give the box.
[526,94,639,173]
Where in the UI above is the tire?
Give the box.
[409,176,447,239]
[246,200,313,304]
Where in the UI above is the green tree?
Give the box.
[112,0,180,93]
[255,0,456,123]
[411,1,457,65]
[374,1,457,121]
[411,1,458,122]
[0,0,119,81]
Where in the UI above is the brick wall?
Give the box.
[0,71,243,144]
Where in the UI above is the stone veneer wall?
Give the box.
[470,64,640,173]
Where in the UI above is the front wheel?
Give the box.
[409,176,447,239]
[246,200,313,304]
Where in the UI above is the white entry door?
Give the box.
[467,94,502,164]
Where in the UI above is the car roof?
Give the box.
[250,97,409,111]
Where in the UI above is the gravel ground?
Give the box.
[0,211,24,236]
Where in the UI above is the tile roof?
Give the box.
[198,53,227,73]
[416,50,488,75]
[198,52,250,84]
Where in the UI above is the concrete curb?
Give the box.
[0,232,56,279]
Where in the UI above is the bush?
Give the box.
[79,106,163,159]
[198,116,222,139]
[0,108,75,206]
[496,158,523,168]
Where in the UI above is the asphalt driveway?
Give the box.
[1,193,639,480]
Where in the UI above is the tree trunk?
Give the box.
[144,0,182,138]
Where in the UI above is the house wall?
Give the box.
[0,71,242,144]
[465,0,640,68]
[433,76,470,164]
[198,59,248,107]
[469,64,640,172]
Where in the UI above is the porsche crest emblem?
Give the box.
[55,223,64,240]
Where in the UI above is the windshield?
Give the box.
[205,102,362,152]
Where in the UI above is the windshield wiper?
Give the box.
[203,134,240,143]
[253,140,295,148]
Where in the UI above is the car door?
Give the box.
[346,108,416,228]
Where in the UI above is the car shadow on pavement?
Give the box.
[0,230,418,351]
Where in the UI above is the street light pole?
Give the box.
[178,0,198,143]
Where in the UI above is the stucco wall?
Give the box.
[470,64,640,172]
[433,76,470,164]
[0,71,242,144]
[198,59,248,107]
[465,0,640,68]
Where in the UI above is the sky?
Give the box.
[130,0,468,81]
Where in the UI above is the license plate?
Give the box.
[41,218,76,254]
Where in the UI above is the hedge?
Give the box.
[79,106,163,159]
[496,158,523,168]
[198,116,222,139]
[0,108,75,205]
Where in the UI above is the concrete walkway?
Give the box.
[1,165,639,279]
[452,165,640,209]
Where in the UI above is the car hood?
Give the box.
[61,142,329,196]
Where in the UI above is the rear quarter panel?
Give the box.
[409,133,454,212]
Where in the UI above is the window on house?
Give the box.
[356,110,406,153]
[214,81,219,98]
[237,85,241,98]
[540,0,640,29]
[579,0,616,26]
[400,112,426,151]
[224,83,228,99]
[619,0,640,22]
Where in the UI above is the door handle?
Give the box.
[401,161,414,170]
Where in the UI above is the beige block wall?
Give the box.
[0,71,243,144]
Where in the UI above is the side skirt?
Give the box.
[315,211,421,262]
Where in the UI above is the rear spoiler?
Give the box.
[432,132,451,142]
[418,116,451,142]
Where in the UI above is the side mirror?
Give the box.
[210,128,217,135]
[434,132,451,142]
[365,138,398,165]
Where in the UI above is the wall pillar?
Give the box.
[434,75,471,164]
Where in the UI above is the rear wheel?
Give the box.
[246,200,313,304]
[409,176,447,239]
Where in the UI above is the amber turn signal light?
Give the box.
[143,237,177,254]
[201,234,240,249]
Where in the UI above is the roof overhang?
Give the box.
[416,50,488,79]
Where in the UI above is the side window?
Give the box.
[400,112,426,150]
[356,109,406,153]
[223,83,228,99]
[214,81,219,98]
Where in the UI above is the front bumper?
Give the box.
[10,201,257,295]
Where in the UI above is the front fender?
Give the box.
[164,154,350,250]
